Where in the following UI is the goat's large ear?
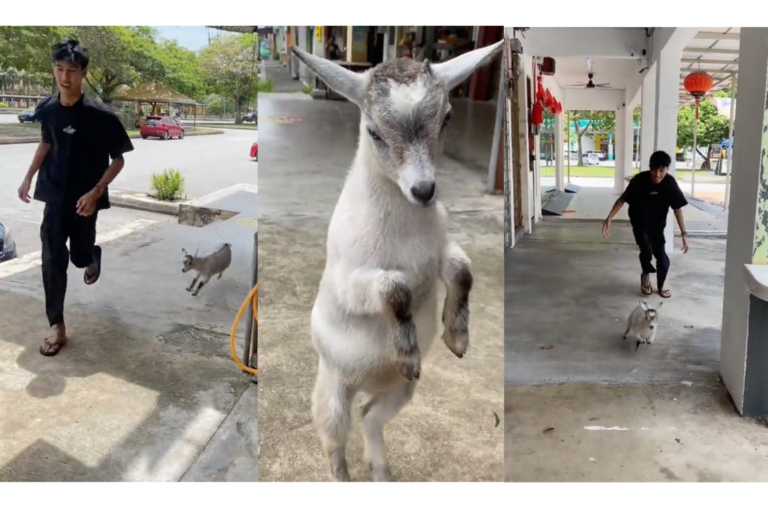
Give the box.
[657,301,663,309]
[182,248,187,255]
[639,300,649,311]
[432,39,503,91]
[292,46,366,106]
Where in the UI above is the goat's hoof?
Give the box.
[442,328,468,358]
[372,466,390,482]
[191,291,199,297]
[396,349,421,381]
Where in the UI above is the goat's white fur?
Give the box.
[292,42,501,482]
[624,300,663,349]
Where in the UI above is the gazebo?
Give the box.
[112,81,204,128]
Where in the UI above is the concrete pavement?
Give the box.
[504,219,768,481]
[0,211,258,481]
[257,93,504,482]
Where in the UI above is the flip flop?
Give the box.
[39,337,67,356]
[658,288,672,298]
[84,245,102,285]
[641,274,653,295]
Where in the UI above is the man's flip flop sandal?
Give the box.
[641,275,653,296]
[84,246,102,285]
[658,289,672,298]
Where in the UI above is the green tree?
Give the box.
[676,99,730,171]
[199,34,258,123]
[567,110,615,160]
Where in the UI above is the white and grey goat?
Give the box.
[181,243,232,296]
[624,300,663,351]
[292,41,503,482]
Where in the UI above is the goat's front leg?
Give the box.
[186,275,199,292]
[191,275,210,296]
[440,242,473,358]
[343,268,421,380]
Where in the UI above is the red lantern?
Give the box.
[537,75,545,103]
[531,101,543,126]
[684,71,713,119]
[545,89,554,111]
[555,100,562,115]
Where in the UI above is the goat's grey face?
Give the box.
[642,301,662,329]
[289,41,503,208]
[362,60,450,207]
[181,249,194,273]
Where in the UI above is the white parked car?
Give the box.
[582,153,600,165]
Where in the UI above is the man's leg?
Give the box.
[39,205,70,356]
[631,222,655,293]
[69,211,100,284]
[650,229,671,297]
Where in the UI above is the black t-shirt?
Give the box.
[620,170,688,229]
[33,94,134,210]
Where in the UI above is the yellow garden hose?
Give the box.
[230,283,258,375]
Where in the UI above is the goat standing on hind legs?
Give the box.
[292,40,502,482]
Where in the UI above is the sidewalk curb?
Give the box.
[110,190,186,216]
[0,128,225,146]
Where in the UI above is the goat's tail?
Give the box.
[223,242,232,249]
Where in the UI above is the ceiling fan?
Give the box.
[570,58,611,88]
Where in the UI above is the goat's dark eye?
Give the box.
[442,112,452,129]
[367,128,383,142]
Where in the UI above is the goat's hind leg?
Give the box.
[191,275,210,296]
[312,359,354,482]
[440,242,473,358]
[362,379,418,482]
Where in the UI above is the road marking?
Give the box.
[259,116,302,124]
[0,218,156,279]
[235,218,258,228]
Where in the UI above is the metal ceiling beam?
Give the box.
[681,57,738,65]
[693,31,741,41]
[683,47,740,55]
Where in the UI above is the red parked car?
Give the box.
[140,116,185,140]
[250,142,258,161]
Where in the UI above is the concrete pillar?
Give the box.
[721,26,768,416]
[640,72,656,172]
[621,97,634,182]
[614,105,626,193]
[533,134,542,221]
[653,49,682,252]
[555,113,565,192]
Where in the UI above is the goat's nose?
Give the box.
[410,181,436,204]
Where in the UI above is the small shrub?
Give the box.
[150,169,186,201]
[258,77,275,93]
[0,102,7,108]
[302,83,314,95]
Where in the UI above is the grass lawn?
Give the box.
[542,165,695,180]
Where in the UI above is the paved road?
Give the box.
[0,127,257,258]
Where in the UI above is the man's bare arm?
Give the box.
[605,198,625,221]
[93,157,125,195]
[24,142,51,181]
[674,208,687,236]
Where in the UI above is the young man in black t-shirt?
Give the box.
[16,39,134,356]
[602,150,690,298]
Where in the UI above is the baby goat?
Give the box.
[624,300,663,351]
[292,41,502,482]
[181,243,232,296]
